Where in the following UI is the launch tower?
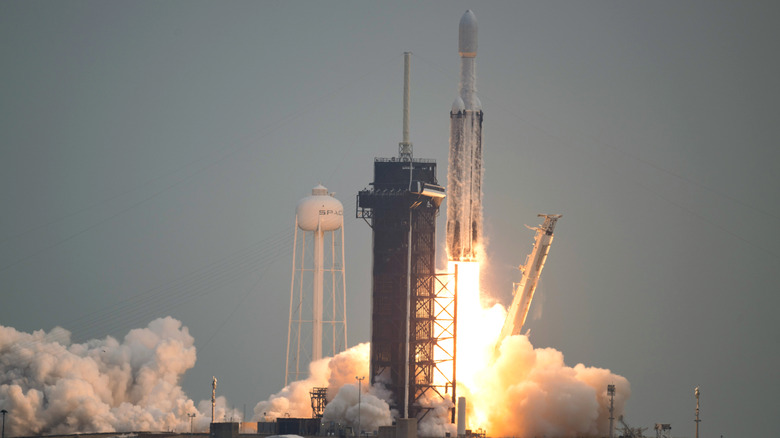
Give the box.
[357,53,452,420]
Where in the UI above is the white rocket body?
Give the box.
[447,10,484,262]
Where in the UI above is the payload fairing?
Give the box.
[447,10,484,262]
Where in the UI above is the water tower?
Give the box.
[285,184,347,385]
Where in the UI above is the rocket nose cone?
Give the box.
[452,95,465,112]
[459,10,477,58]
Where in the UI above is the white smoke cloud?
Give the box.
[251,356,330,420]
[415,392,455,437]
[0,317,238,436]
[322,383,393,434]
[463,335,630,437]
[253,343,394,433]
[0,312,628,438]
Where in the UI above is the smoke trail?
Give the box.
[0,317,239,436]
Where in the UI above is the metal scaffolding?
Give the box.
[310,387,327,419]
[357,157,451,421]
[413,269,457,422]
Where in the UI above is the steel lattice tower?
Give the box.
[356,53,453,420]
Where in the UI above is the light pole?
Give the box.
[607,384,615,438]
[211,377,217,424]
[188,413,196,437]
[356,376,364,436]
[1,409,7,438]
[695,386,701,438]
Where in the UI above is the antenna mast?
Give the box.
[211,376,217,423]
[694,386,701,438]
[608,384,616,438]
[399,52,413,159]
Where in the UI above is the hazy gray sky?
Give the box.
[2,1,778,437]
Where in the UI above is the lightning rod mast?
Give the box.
[695,386,701,438]
[608,384,616,438]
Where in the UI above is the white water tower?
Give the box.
[285,184,347,385]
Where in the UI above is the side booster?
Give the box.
[496,214,562,350]
[447,10,484,262]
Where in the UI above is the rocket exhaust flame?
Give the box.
[254,12,627,438]
[440,254,631,437]
[0,313,630,437]
[439,11,630,437]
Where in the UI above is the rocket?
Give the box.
[496,214,561,350]
[447,10,484,262]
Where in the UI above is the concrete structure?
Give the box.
[210,422,238,438]
[378,418,418,438]
[16,418,427,438]
[457,397,466,437]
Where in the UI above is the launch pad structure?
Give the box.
[357,159,455,421]
[357,52,456,421]
[355,10,559,428]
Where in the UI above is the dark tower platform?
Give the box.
[357,157,447,419]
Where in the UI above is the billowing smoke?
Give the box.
[322,383,394,434]
[251,283,629,437]
[462,335,630,437]
[0,309,628,438]
[413,392,456,437]
[252,343,394,433]
[252,355,330,420]
[0,317,239,436]
[264,343,452,436]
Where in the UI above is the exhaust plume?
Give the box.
[463,335,630,437]
[322,383,394,434]
[447,247,629,436]
[0,303,628,438]
[0,317,238,436]
[253,342,394,432]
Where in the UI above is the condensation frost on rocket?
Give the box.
[447,10,484,262]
